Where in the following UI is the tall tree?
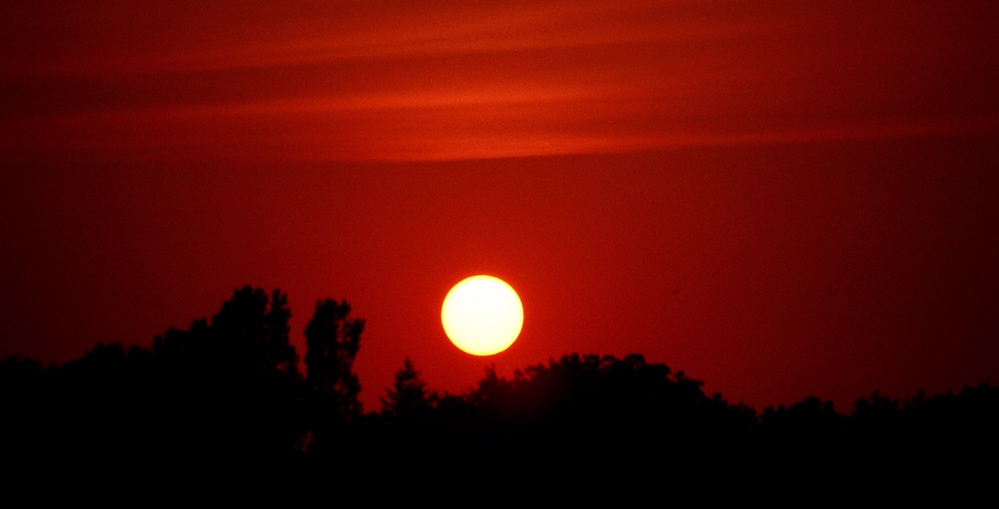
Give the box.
[210,286,297,374]
[304,299,364,420]
[148,286,304,458]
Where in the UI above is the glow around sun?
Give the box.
[441,275,524,356]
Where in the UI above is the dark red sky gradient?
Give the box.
[2,1,997,412]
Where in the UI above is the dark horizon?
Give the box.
[6,284,997,418]
[4,286,996,491]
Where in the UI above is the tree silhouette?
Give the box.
[381,357,436,422]
[210,287,297,374]
[304,298,364,443]
[759,395,845,443]
[3,279,996,482]
[849,390,902,439]
[143,286,305,459]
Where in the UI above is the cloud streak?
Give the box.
[4,1,996,161]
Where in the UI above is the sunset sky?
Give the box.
[2,1,997,412]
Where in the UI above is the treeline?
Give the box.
[2,287,996,477]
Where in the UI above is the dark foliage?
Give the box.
[302,298,364,455]
[2,287,996,489]
[381,357,437,422]
[305,299,363,416]
[456,353,756,455]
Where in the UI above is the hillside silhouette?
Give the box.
[2,287,996,485]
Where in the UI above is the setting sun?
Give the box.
[441,275,524,356]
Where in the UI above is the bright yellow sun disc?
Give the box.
[441,275,523,356]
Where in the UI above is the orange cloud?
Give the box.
[3,1,995,162]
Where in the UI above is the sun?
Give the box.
[441,275,524,356]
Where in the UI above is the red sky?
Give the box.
[2,1,997,412]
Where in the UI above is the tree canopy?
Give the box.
[2,285,996,486]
